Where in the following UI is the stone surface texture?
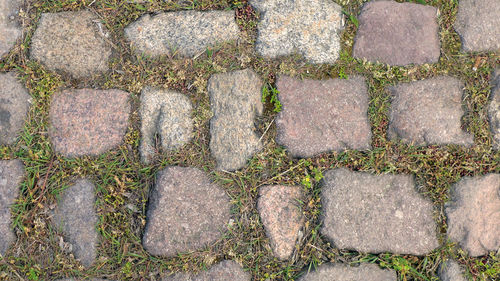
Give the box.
[489,68,500,149]
[53,179,98,267]
[297,263,397,281]
[388,76,473,146]
[49,89,130,157]
[0,73,31,145]
[140,87,193,163]
[353,0,440,66]
[0,0,22,57]
[454,0,500,52]
[163,260,251,281]
[438,260,467,281]
[276,76,371,158]
[30,10,112,78]
[257,185,304,260]
[208,69,263,171]
[250,0,343,64]
[56,279,110,281]
[445,174,500,257]
[125,10,239,58]
[143,167,231,256]
[321,168,439,255]
[0,160,24,255]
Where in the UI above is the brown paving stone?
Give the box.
[297,263,397,281]
[163,260,250,281]
[0,73,31,145]
[0,0,23,58]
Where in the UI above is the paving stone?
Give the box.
[388,76,473,146]
[257,185,304,260]
[438,260,467,281]
[250,0,343,64]
[454,0,500,52]
[0,73,31,145]
[140,87,193,163]
[353,0,440,66]
[52,179,98,267]
[124,10,239,58]
[489,68,500,149]
[0,0,22,58]
[276,76,371,158]
[163,260,250,281]
[49,89,130,158]
[297,263,397,281]
[321,168,439,255]
[56,279,111,281]
[445,174,500,257]
[30,10,112,78]
[0,160,24,255]
[143,167,231,256]
[208,69,263,171]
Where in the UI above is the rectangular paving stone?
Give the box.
[276,76,371,158]
[489,68,500,149]
[0,0,22,58]
[298,263,397,281]
[163,260,250,281]
[0,72,31,145]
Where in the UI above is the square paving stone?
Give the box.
[489,68,500,149]
[297,263,397,281]
[163,260,250,281]
[353,0,440,66]
[454,0,500,52]
[49,89,131,158]
[276,76,371,158]
[0,73,31,145]
[320,168,439,255]
[0,0,22,58]
[250,0,343,64]
[445,174,500,257]
[30,10,112,78]
[388,76,473,146]
[125,10,239,58]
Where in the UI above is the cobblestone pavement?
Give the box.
[0,0,498,280]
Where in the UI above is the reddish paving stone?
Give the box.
[163,260,250,281]
[0,73,31,145]
[353,0,440,66]
[445,174,500,256]
[0,0,23,58]
[276,75,371,158]
[258,185,304,260]
[49,89,130,157]
[489,68,500,149]
[297,263,397,281]
[388,76,473,146]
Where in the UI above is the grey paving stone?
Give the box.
[56,279,111,281]
[163,260,250,281]
[454,0,500,52]
[208,69,263,171]
[257,185,304,260]
[125,10,239,58]
[353,0,440,66]
[250,0,343,64]
[143,167,231,256]
[49,88,130,158]
[438,260,467,281]
[30,10,112,78]
[52,179,98,267]
[0,0,22,58]
[0,159,24,256]
[321,168,439,255]
[445,174,500,257]
[489,68,500,149]
[276,75,371,158]
[0,73,31,145]
[388,76,473,146]
[140,87,193,164]
[297,263,397,281]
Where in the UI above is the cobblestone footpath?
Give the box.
[0,0,499,280]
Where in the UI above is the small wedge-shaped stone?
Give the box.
[0,160,24,255]
[143,167,231,256]
[208,69,263,171]
[0,73,31,145]
[388,76,473,146]
[276,76,371,158]
[258,185,304,260]
[0,0,22,57]
[140,87,193,163]
[125,10,239,58]
[297,263,397,281]
[446,174,500,256]
[438,260,467,281]
[489,68,500,149]
[53,179,98,267]
[163,260,251,281]
[321,168,439,255]
[30,10,112,78]
[250,0,343,64]
[454,0,500,52]
[49,89,130,157]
